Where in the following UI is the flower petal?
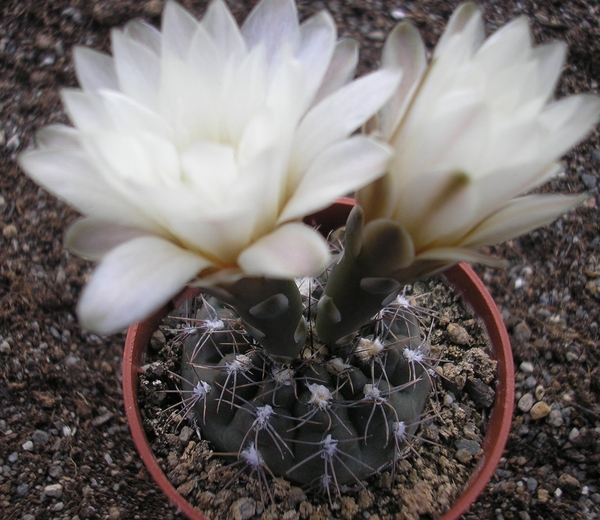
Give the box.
[242,0,299,58]
[201,0,246,60]
[111,28,161,108]
[538,94,600,159]
[65,218,154,260]
[379,22,427,140]
[123,19,162,55]
[434,2,484,60]
[291,68,401,174]
[77,236,212,334]
[237,223,330,278]
[73,46,119,93]
[279,136,392,223]
[162,1,198,58]
[35,124,80,150]
[462,194,586,248]
[296,10,336,105]
[312,38,358,106]
[18,149,153,228]
[61,89,113,132]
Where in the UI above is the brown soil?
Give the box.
[1,1,599,519]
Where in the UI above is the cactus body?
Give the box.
[180,287,431,488]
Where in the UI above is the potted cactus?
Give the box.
[17,0,599,518]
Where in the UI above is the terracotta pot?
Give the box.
[123,198,514,520]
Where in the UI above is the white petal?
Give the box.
[434,3,484,59]
[99,90,172,140]
[296,10,336,103]
[237,223,330,278]
[73,46,119,92]
[312,38,358,106]
[180,140,237,196]
[77,236,211,334]
[111,29,161,108]
[61,89,113,132]
[35,125,80,150]
[123,19,162,55]
[292,69,401,174]
[18,149,153,228]
[474,17,532,70]
[462,194,586,248]
[279,136,392,223]
[416,247,505,267]
[379,22,427,140]
[201,0,246,61]
[538,94,600,158]
[65,218,153,260]
[241,0,299,57]
[162,1,198,58]
[532,41,566,101]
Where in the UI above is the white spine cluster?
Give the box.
[192,380,211,400]
[227,354,253,374]
[356,337,385,360]
[241,443,265,470]
[307,383,333,410]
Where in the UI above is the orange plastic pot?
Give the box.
[123,198,514,520]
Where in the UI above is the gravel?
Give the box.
[1,0,599,519]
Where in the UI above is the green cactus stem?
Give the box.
[180,288,431,490]
[316,205,416,347]
[200,277,306,363]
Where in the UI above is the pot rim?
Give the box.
[122,200,514,520]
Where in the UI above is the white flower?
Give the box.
[19,0,400,334]
[357,3,600,274]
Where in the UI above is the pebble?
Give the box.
[455,439,481,456]
[534,385,545,400]
[524,376,536,389]
[0,195,6,212]
[231,497,256,520]
[8,452,18,463]
[465,378,495,408]
[517,393,535,413]
[0,340,10,353]
[17,483,29,496]
[569,427,581,441]
[582,172,597,190]
[22,515,35,520]
[526,477,538,492]
[179,426,194,443]
[530,401,551,420]
[447,323,470,345]
[32,430,50,445]
[456,448,473,463]
[558,473,581,492]
[519,361,534,373]
[150,330,166,351]
[6,134,20,152]
[21,440,33,451]
[44,483,63,498]
[2,224,17,238]
[390,8,406,19]
[548,409,563,427]
[49,465,63,478]
[513,321,532,342]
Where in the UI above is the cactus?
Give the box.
[178,216,433,491]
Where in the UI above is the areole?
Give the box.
[122,198,514,520]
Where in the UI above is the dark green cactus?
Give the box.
[180,288,431,490]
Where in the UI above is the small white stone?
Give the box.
[22,440,34,451]
[44,483,63,498]
[519,361,535,373]
[391,8,406,19]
